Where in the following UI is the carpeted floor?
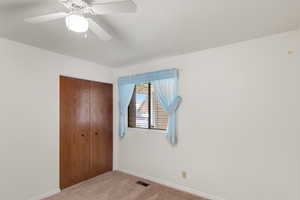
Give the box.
[44,171,208,200]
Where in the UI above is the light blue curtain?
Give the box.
[118,68,181,144]
[118,83,135,137]
[153,77,182,144]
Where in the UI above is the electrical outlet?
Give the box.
[181,171,187,179]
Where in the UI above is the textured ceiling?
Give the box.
[0,0,300,67]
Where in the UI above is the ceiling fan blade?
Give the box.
[90,0,137,15]
[24,12,69,24]
[87,18,112,41]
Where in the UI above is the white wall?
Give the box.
[114,30,300,200]
[0,38,114,200]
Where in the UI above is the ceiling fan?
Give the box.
[24,0,137,41]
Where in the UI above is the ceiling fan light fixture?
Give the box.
[65,14,89,33]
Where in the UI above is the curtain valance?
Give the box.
[118,68,178,86]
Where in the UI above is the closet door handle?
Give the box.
[81,134,85,137]
[95,132,99,136]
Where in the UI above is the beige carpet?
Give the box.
[44,171,208,200]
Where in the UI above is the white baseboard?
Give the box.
[28,188,61,200]
[119,169,225,200]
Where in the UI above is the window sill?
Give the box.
[127,127,166,135]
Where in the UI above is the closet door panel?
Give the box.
[60,76,91,189]
[90,82,113,176]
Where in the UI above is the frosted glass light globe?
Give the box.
[65,15,89,33]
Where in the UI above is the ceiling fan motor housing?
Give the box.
[60,0,87,10]
[60,0,96,15]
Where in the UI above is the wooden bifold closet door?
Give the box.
[60,76,112,189]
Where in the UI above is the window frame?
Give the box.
[128,82,166,131]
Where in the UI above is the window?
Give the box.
[128,83,168,130]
